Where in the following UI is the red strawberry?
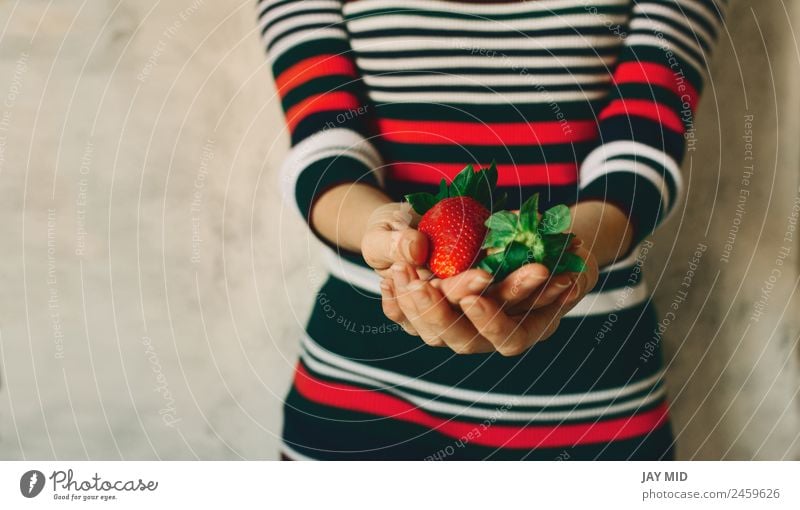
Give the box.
[405,164,502,279]
[418,196,490,278]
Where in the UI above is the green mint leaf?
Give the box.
[504,241,534,270]
[482,230,516,250]
[542,233,575,260]
[555,252,587,274]
[477,251,505,276]
[404,192,438,215]
[485,210,518,233]
[540,204,571,235]
[519,194,539,232]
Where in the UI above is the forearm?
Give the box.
[569,201,634,267]
[310,183,393,253]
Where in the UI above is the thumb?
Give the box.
[362,227,428,270]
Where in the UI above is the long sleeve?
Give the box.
[579,0,727,245]
[257,0,383,232]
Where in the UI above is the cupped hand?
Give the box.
[381,262,495,353]
[382,239,598,357]
[457,241,599,356]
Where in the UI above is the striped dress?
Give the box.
[258,0,725,460]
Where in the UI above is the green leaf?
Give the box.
[482,229,516,250]
[485,210,518,233]
[449,164,476,198]
[519,194,539,232]
[436,179,448,201]
[477,251,505,276]
[542,233,575,260]
[491,192,508,213]
[540,204,571,235]
[555,252,587,274]
[473,162,498,209]
[404,192,438,215]
[504,241,534,269]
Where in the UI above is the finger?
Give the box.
[518,301,564,345]
[504,273,574,315]
[405,280,494,354]
[552,246,599,309]
[363,228,429,270]
[486,263,550,305]
[434,269,494,304]
[381,278,416,335]
[459,296,531,357]
[392,263,445,347]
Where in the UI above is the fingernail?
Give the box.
[409,281,432,306]
[523,272,546,288]
[568,286,581,301]
[555,279,572,290]
[467,275,491,293]
[461,297,485,316]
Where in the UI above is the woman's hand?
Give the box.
[380,199,629,356]
[361,202,429,278]
[457,242,599,356]
[381,240,595,355]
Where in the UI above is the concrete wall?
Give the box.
[0,0,797,460]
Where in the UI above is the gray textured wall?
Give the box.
[0,0,797,460]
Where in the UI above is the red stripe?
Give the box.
[599,98,685,134]
[275,55,357,95]
[377,119,599,146]
[293,364,668,449]
[614,62,699,111]
[285,91,361,133]
[388,162,578,187]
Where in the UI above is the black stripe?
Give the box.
[282,387,674,460]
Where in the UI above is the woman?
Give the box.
[259,0,726,460]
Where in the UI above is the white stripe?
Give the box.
[623,34,704,75]
[350,34,624,52]
[322,247,386,294]
[602,245,646,272]
[579,141,684,226]
[565,279,650,317]
[362,72,612,88]
[635,3,715,47]
[261,0,341,22]
[673,0,724,34]
[279,129,383,215]
[344,0,630,16]
[580,159,673,210]
[263,13,344,46]
[367,89,608,105]
[356,54,615,72]
[266,27,349,63]
[280,442,318,461]
[320,247,650,317]
[630,17,709,56]
[302,334,667,407]
[302,352,666,422]
[580,140,682,188]
[346,13,629,35]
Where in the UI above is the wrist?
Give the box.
[310,182,392,253]
[569,200,634,266]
